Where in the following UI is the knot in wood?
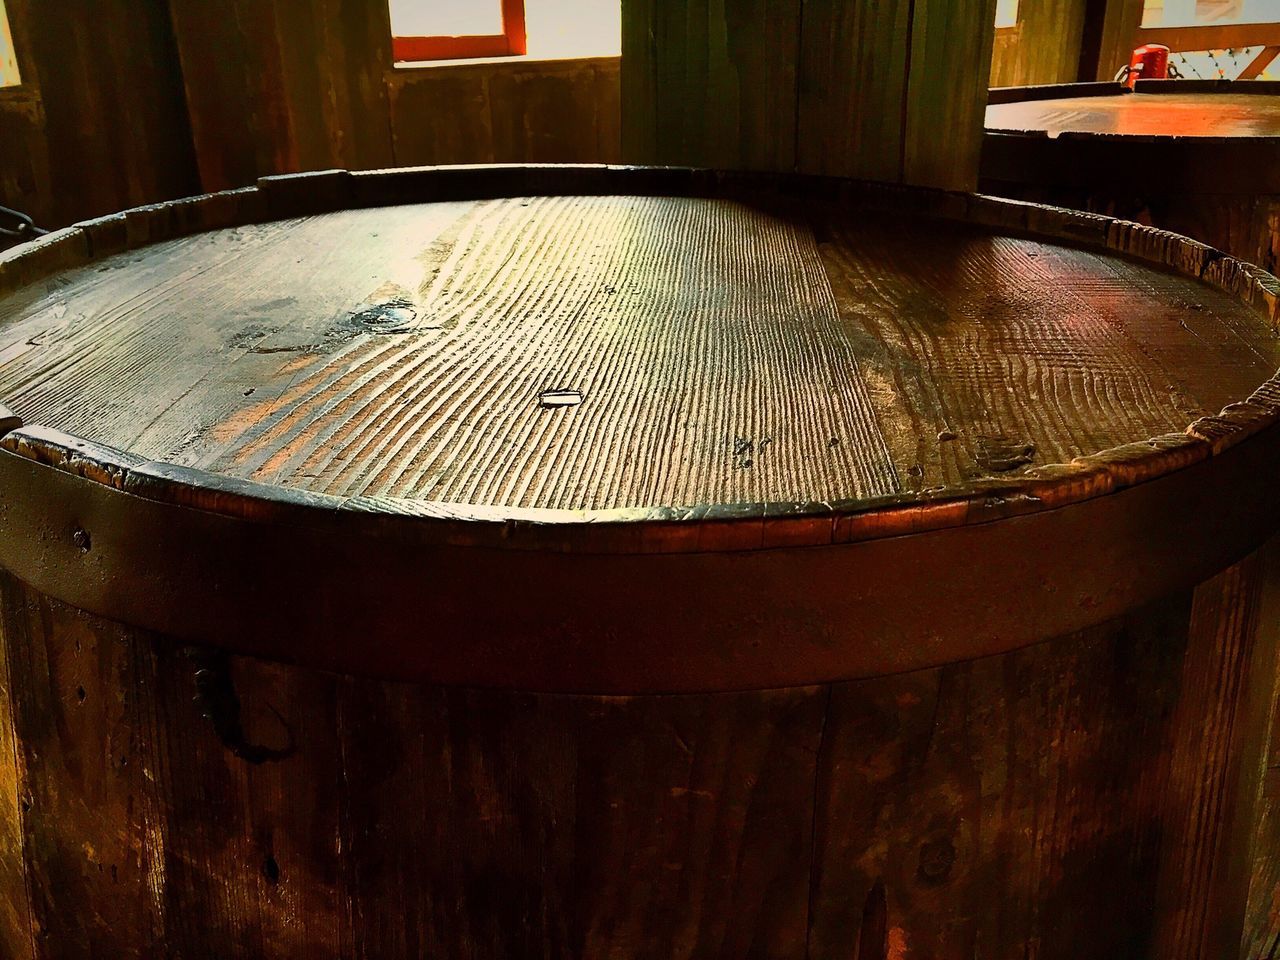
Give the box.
[917,837,957,885]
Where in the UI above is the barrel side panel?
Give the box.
[806,593,1196,960]
[0,574,34,959]
[0,568,165,958]
[1235,541,1280,960]
[1153,551,1269,960]
[0,569,828,959]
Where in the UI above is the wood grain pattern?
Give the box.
[1239,545,1280,960]
[0,570,826,960]
[0,89,52,229]
[627,0,995,188]
[0,569,165,957]
[0,566,32,960]
[167,0,396,191]
[814,210,1279,493]
[333,679,824,960]
[0,0,199,227]
[2,0,621,227]
[6,553,1273,958]
[388,57,622,168]
[808,594,1194,959]
[621,0,800,171]
[988,0,1090,88]
[796,0,912,183]
[1154,555,1266,960]
[900,0,998,190]
[1,193,1277,511]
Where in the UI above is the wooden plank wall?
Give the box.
[0,0,199,228]
[623,0,998,190]
[0,0,621,225]
[989,0,1091,87]
[166,0,622,192]
[387,57,620,167]
[166,0,398,193]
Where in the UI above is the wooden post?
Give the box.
[622,0,997,189]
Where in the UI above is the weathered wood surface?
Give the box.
[621,0,800,173]
[0,569,827,960]
[988,0,1090,88]
[388,57,621,168]
[0,0,199,227]
[2,550,1278,960]
[2,0,621,227]
[986,90,1280,139]
[625,0,996,189]
[0,193,1275,511]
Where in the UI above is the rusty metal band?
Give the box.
[1,418,1278,694]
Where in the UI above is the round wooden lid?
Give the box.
[0,167,1278,691]
[986,81,1280,140]
[1,170,1275,517]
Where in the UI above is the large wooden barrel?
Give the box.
[1,166,1280,960]
[982,79,1280,275]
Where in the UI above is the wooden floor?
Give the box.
[0,194,1276,511]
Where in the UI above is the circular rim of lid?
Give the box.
[0,164,1278,558]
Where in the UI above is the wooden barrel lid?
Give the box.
[983,80,1280,192]
[0,166,1278,691]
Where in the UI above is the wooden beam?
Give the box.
[1135,21,1280,52]
[1239,44,1280,80]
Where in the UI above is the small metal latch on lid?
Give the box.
[539,388,583,409]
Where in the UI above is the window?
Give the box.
[0,0,20,88]
[995,0,1019,29]
[390,0,621,64]
[390,0,526,61]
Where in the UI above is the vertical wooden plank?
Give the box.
[796,0,912,182]
[141,643,343,959]
[988,0,1090,87]
[621,0,800,171]
[336,682,825,959]
[0,91,51,230]
[0,574,34,960]
[1225,539,1280,960]
[272,0,395,173]
[0,570,165,959]
[901,0,998,189]
[387,69,496,166]
[168,0,394,190]
[594,58,624,163]
[5,0,199,225]
[1091,0,1145,81]
[166,0,294,190]
[1151,552,1269,960]
[808,595,1193,959]
[488,61,609,163]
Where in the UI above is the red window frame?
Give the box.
[392,0,527,62]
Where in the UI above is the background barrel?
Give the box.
[982,79,1280,275]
